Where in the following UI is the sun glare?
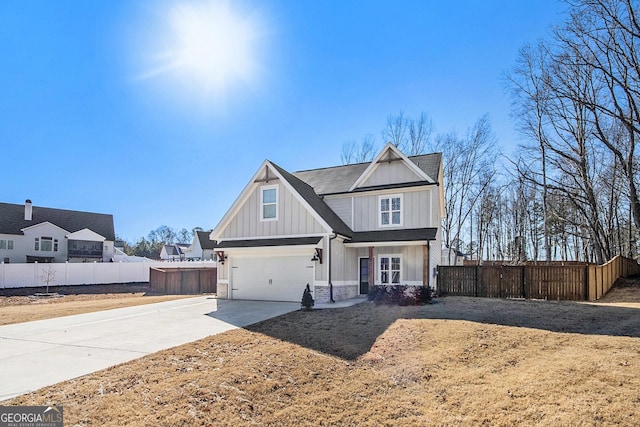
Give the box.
[138,0,264,106]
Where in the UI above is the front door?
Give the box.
[359,258,369,294]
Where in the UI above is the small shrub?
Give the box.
[301,283,314,310]
[368,285,432,306]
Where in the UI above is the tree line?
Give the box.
[342,0,640,264]
[118,226,206,260]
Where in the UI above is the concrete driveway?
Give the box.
[0,297,299,401]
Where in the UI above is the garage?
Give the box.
[230,255,315,302]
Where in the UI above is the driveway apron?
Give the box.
[0,297,299,401]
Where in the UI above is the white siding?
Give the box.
[359,161,423,188]
[324,197,352,229]
[221,182,325,239]
[352,189,433,231]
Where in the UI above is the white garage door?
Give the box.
[231,256,315,302]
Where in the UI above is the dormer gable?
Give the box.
[349,142,435,191]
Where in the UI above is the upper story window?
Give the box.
[379,194,402,227]
[0,240,14,250]
[35,237,58,252]
[260,185,278,221]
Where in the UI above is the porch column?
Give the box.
[423,243,430,287]
[368,246,374,288]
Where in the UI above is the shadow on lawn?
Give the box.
[245,303,429,360]
[244,296,640,360]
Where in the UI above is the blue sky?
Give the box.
[0,1,567,242]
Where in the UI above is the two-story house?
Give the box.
[0,200,116,263]
[210,143,444,303]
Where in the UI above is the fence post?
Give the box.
[521,266,526,299]
[475,265,479,297]
[584,265,589,301]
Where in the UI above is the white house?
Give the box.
[160,244,190,261]
[0,200,116,263]
[210,143,444,303]
[183,231,217,261]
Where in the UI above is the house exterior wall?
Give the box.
[22,224,69,263]
[323,197,352,229]
[350,188,433,232]
[361,161,423,187]
[0,233,19,263]
[220,181,325,239]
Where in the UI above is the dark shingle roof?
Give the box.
[196,231,217,249]
[0,202,115,241]
[347,228,438,244]
[292,153,442,195]
[216,237,322,249]
[269,161,353,238]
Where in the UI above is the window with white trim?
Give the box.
[260,185,278,221]
[379,255,401,284]
[0,240,12,250]
[379,194,402,227]
[35,237,58,252]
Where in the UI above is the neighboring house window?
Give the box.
[37,237,58,252]
[7,240,13,250]
[261,185,278,221]
[379,255,401,284]
[0,240,5,250]
[379,194,402,226]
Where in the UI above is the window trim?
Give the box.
[378,194,403,227]
[260,184,279,222]
[378,254,402,285]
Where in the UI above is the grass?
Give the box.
[0,293,193,326]
[3,287,640,426]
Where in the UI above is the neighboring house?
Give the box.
[442,246,466,266]
[0,199,116,263]
[210,143,444,303]
[183,231,217,261]
[160,243,190,261]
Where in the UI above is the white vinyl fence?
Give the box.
[0,260,217,289]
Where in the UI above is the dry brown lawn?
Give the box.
[4,287,640,426]
[0,293,192,326]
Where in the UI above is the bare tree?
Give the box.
[340,135,377,165]
[431,114,498,261]
[382,111,433,155]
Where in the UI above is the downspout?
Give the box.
[328,233,337,303]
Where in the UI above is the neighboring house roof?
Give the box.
[215,237,322,249]
[292,152,442,196]
[163,244,187,256]
[347,228,438,244]
[269,161,353,238]
[0,202,116,241]
[196,231,217,250]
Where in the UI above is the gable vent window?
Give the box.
[261,185,278,221]
[379,194,402,227]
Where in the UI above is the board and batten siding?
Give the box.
[221,182,325,239]
[352,189,432,232]
[324,197,353,229]
[359,161,423,188]
[352,245,425,284]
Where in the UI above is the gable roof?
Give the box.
[0,202,116,241]
[293,152,442,195]
[196,231,217,250]
[269,162,353,237]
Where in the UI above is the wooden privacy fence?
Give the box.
[438,255,640,301]
[149,267,217,294]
